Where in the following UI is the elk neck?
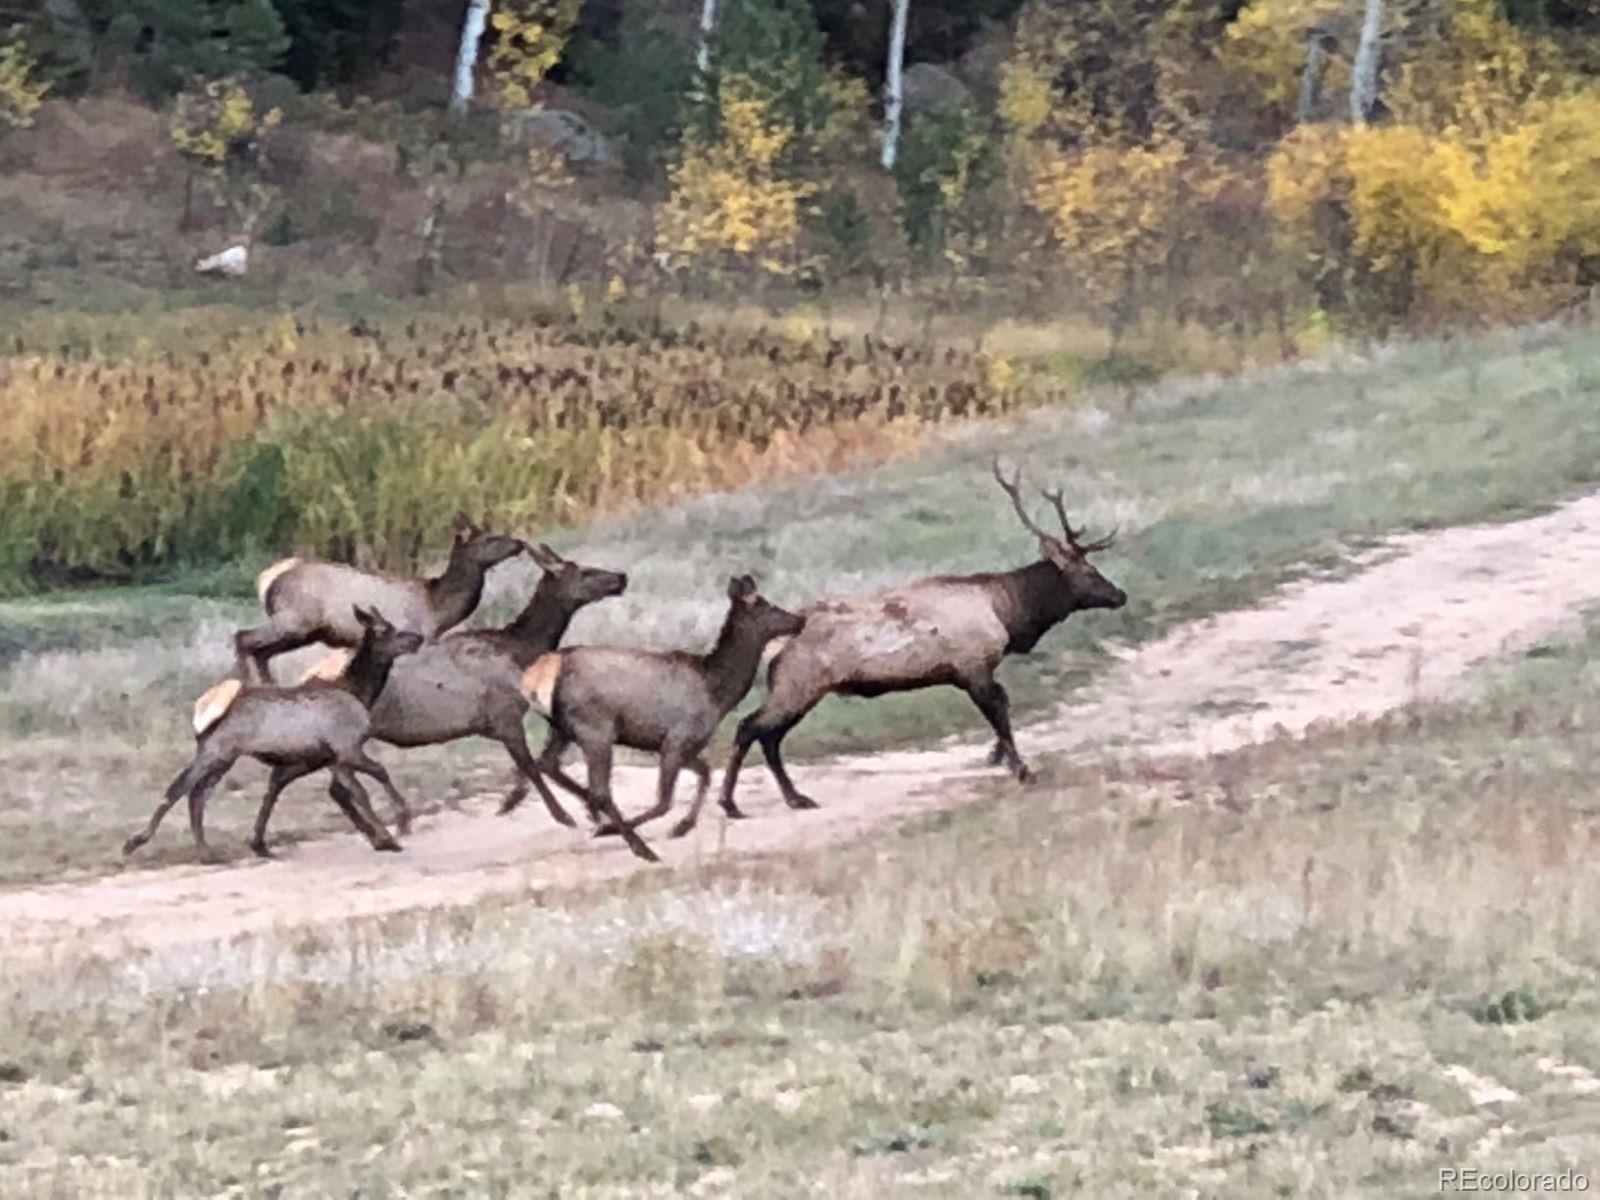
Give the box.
[998,559,1083,655]
[499,580,582,668]
[425,547,489,628]
[339,630,396,710]
[701,611,773,713]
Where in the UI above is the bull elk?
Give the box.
[270,544,658,862]
[523,574,805,839]
[125,606,423,863]
[702,460,1126,835]
[234,514,525,683]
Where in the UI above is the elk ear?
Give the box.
[728,574,757,601]
[352,605,375,627]
[530,542,565,570]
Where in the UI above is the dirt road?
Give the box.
[8,493,1600,961]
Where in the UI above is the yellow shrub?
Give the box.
[1266,82,1600,321]
[487,0,580,110]
[0,34,47,130]
[1220,0,1347,113]
[658,76,817,277]
[1026,134,1198,301]
[170,79,281,167]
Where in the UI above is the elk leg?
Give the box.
[126,754,218,855]
[350,749,412,835]
[759,726,819,811]
[187,763,235,864]
[986,740,1007,766]
[579,737,659,863]
[966,680,1030,783]
[526,728,603,823]
[250,759,327,857]
[233,625,318,684]
[669,756,713,839]
[718,716,761,820]
[494,720,576,828]
[598,741,685,834]
[330,767,401,852]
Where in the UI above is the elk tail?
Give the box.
[520,653,564,717]
[192,679,243,740]
[256,557,302,607]
[761,636,793,673]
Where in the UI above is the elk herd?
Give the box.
[125,461,1126,866]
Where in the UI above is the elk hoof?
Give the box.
[628,840,662,864]
[393,815,413,836]
[197,845,227,866]
[669,819,695,839]
[593,822,623,838]
[986,744,1006,766]
[719,803,748,821]
[121,835,146,857]
[249,840,274,859]
[784,794,820,811]
[1015,765,1036,785]
[374,838,403,853]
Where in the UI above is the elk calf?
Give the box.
[704,461,1126,834]
[125,607,423,863]
[276,545,659,862]
[235,514,524,683]
[524,575,804,839]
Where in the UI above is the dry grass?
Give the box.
[4,618,1600,1195]
[0,308,1032,586]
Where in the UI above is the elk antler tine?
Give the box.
[1039,486,1080,545]
[1081,526,1119,554]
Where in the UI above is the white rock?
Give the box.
[196,245,249,278]
[687,1092,722,1113]
[584,1101,625,1121]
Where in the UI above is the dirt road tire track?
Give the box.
[9,493,1600,961]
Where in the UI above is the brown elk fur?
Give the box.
[233,515,525,683]
[266,545,658,862]
[704,461,1126,835]
[526,575,805,839]
[126,607,424,863]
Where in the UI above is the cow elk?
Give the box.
[124,606,423,863]
[703,460,1125,834]
[523,574,805,839]
[275,544,658,862]
[234,514,525,683]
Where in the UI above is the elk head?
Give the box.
[728,573,806,640]
[992,458,1127,611]
[529,542,629,604]
[451,513,527,567]
[353,605,425,661]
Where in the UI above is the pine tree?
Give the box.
[105,0,288,98]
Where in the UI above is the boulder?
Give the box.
[196,246,249,278]
[507,108,615,168]
[903,63,972,115]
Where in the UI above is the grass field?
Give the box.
[4,321,1600,884]
[4,596,1600,1195]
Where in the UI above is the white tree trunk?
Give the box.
[450,0,492,117]
[1350,0,1385,124]
[881,0,910,170]
[696,0,721,76]
[1296,30,1329,124]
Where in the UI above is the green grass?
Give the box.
[7,600,1600,1196]
[6,321,1600,883]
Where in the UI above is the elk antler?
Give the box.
[1042,485,1118,554]
[991,457,1055,543]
